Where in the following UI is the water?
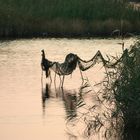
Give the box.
[0,38,134,140]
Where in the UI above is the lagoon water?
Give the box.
[0,38,134,140]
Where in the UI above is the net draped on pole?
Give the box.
[41,49,129,78]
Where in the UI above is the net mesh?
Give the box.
[41,49,129,77]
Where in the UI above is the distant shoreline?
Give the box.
[0,0,140,39]
[0,19,139,40]
[0,34,139,41]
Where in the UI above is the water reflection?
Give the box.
[62,91,77,119]
[42,83,50,116]
[41,83,78,119]
[42,84,50,106]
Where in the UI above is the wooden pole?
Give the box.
[79,67,84,85]
[54,72,57,90]
[61,75,65,89]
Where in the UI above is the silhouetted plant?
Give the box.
[66,38,140,139]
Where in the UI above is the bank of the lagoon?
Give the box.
[0,0,140,38]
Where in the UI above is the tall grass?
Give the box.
[101,39,140,139]
[66,39,140,139]
[0,0,140,38]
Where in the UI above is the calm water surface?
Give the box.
[0,38,134,140]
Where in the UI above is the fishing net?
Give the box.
[41,49,129,78]
[77,50,108,71]
[50,53,78,75]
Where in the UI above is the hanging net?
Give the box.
[41,49,129,78]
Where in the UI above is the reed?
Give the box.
[66,38,140,139]
[102,39,140,139]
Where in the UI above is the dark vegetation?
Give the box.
[130,0,140,2]
[66,38,140,139]
[0,0,140,38]
[100,38,140,139]
[113,40,140,139]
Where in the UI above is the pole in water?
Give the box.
[49,70,52,85]
[59,75,62,89]
[61,75,65,89]
[54,72,57,90]
[79,67,84,85]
